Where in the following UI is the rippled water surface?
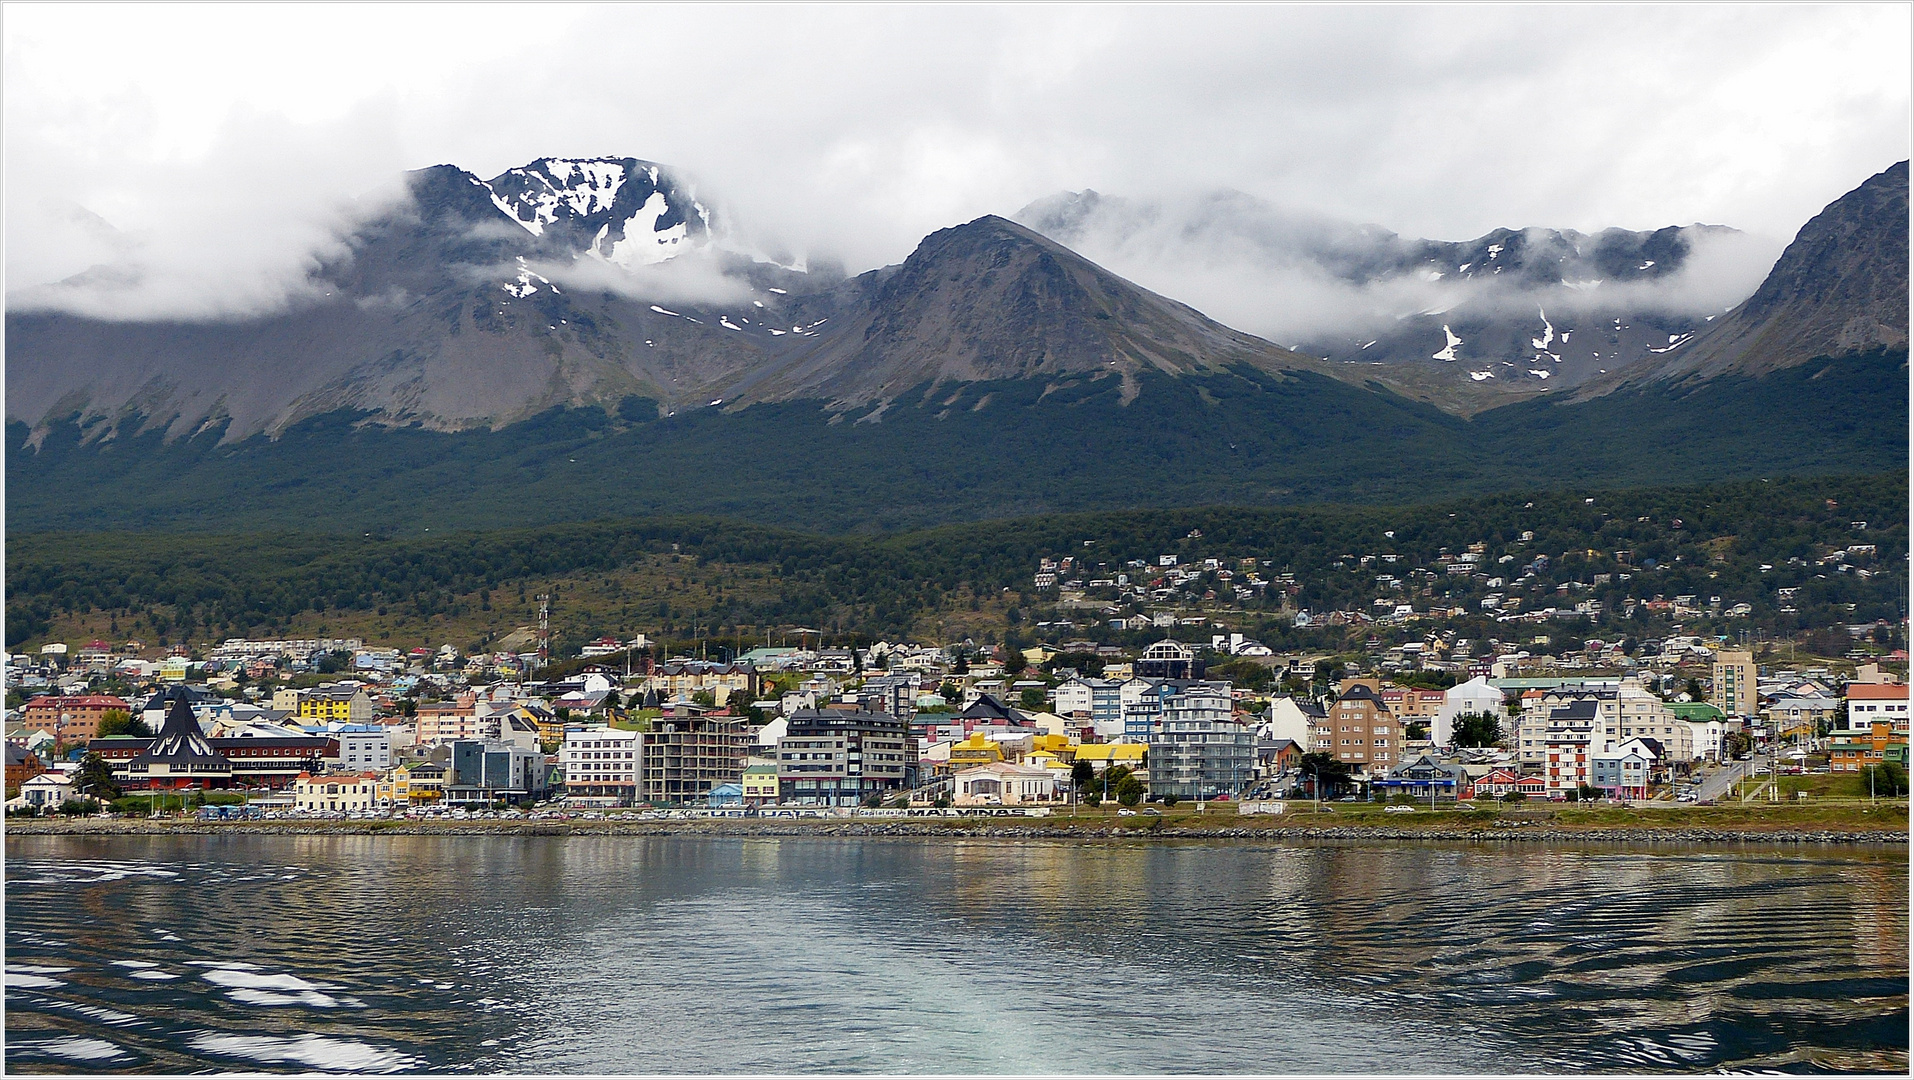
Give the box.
[5,834,1907,1073]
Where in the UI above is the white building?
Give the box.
[1541,700,1615,797]
[294,772,377,813]
[1263,697,1323,747]
[1687,718,1730,763]
[1615,678,1694,761]
[15,771,75,811]
[952,762,1060,806]
[1433,676,1506,747]
[561,727,643,803]
[310,723,392,772]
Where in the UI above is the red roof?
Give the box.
[1847,683,1908,700]
[24,695,130,710]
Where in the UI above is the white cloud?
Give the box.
[5,4,1906,322]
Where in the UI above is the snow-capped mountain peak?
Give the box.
[480,156,713,267]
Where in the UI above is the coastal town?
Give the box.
[6,614,1907,819]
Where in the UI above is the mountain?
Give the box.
[7,158,1344,443]
[5,155,1905,536]
[1589,160,1909,389]
[716,215,1323,408]
[1014,188,1779,408]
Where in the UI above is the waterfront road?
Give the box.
[1693,751,1775,803]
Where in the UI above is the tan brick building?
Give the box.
[1327,682,1399,775]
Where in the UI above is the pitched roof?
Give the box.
[957,694,1030,724]
[1847,683,1909,700]
[129,692,229,770]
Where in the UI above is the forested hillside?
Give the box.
[8,350,1905,534]
[10,473,1904,659]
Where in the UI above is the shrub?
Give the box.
[1162,793,1180,807]
[1502,791,1527,803]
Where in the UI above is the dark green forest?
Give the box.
[7,350,1906,534]
[9,472,1904,652]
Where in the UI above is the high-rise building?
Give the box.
[1711,650,1756,718]
[777,707,919,805]
[1148,683,1252,799]
[642,713,748,804]
[1326,682,1398,774]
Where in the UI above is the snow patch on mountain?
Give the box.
[606,192,688,268]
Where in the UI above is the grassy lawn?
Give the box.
[1771,773,1881,800]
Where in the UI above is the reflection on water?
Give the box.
[5,834,1906,1074]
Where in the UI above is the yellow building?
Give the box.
[375,762,445,807]
[742,763,780,803]
[1029,733,1078,762]
[295,686,374,724]
[1074,743,1148,783]
[946,732,1006,770]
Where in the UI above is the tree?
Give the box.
[939,682,964,706]
[76,752,120,801]
[1686,678,1705,703]
[1722,730,1753,759]
[96,710,152,739]
[1019,687,1047,711]
[1043,652,1104,678]
[1298,752,1353,797]
[1861,762,1909,797]
[1452,712,1504,749]
[1403,719,1429,741]
[1115,775,1145,807]
[1071,760,1095,789]
[1003,650,1029,676]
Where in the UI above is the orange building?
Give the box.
[19,695,130,743]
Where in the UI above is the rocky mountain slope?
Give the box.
[5,154,1902,462]
[716,215,1324,410]
[9,157,1345,443]
[1014,188,1779,406]
[1589,160,1909,390]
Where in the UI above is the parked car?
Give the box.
[1117,808,1137,817]
[1384,805,1418,814]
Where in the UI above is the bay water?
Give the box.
[5,834,1906,1073]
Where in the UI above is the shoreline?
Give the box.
[7,817,1907,846]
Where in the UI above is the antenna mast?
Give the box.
[537,592,552,671]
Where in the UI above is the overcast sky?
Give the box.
[6,3,1908,319]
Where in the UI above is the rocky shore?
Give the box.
[7,817,1906,846]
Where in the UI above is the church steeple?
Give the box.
[127,687,231,787]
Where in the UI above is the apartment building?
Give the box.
[776,707,918,806]
[18,695,131,742]
[1326,683,1399,775]
[1148,683,1253,800]
[562,727,643,803]
[643,713,749,804]
[1711,649,1756,718]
